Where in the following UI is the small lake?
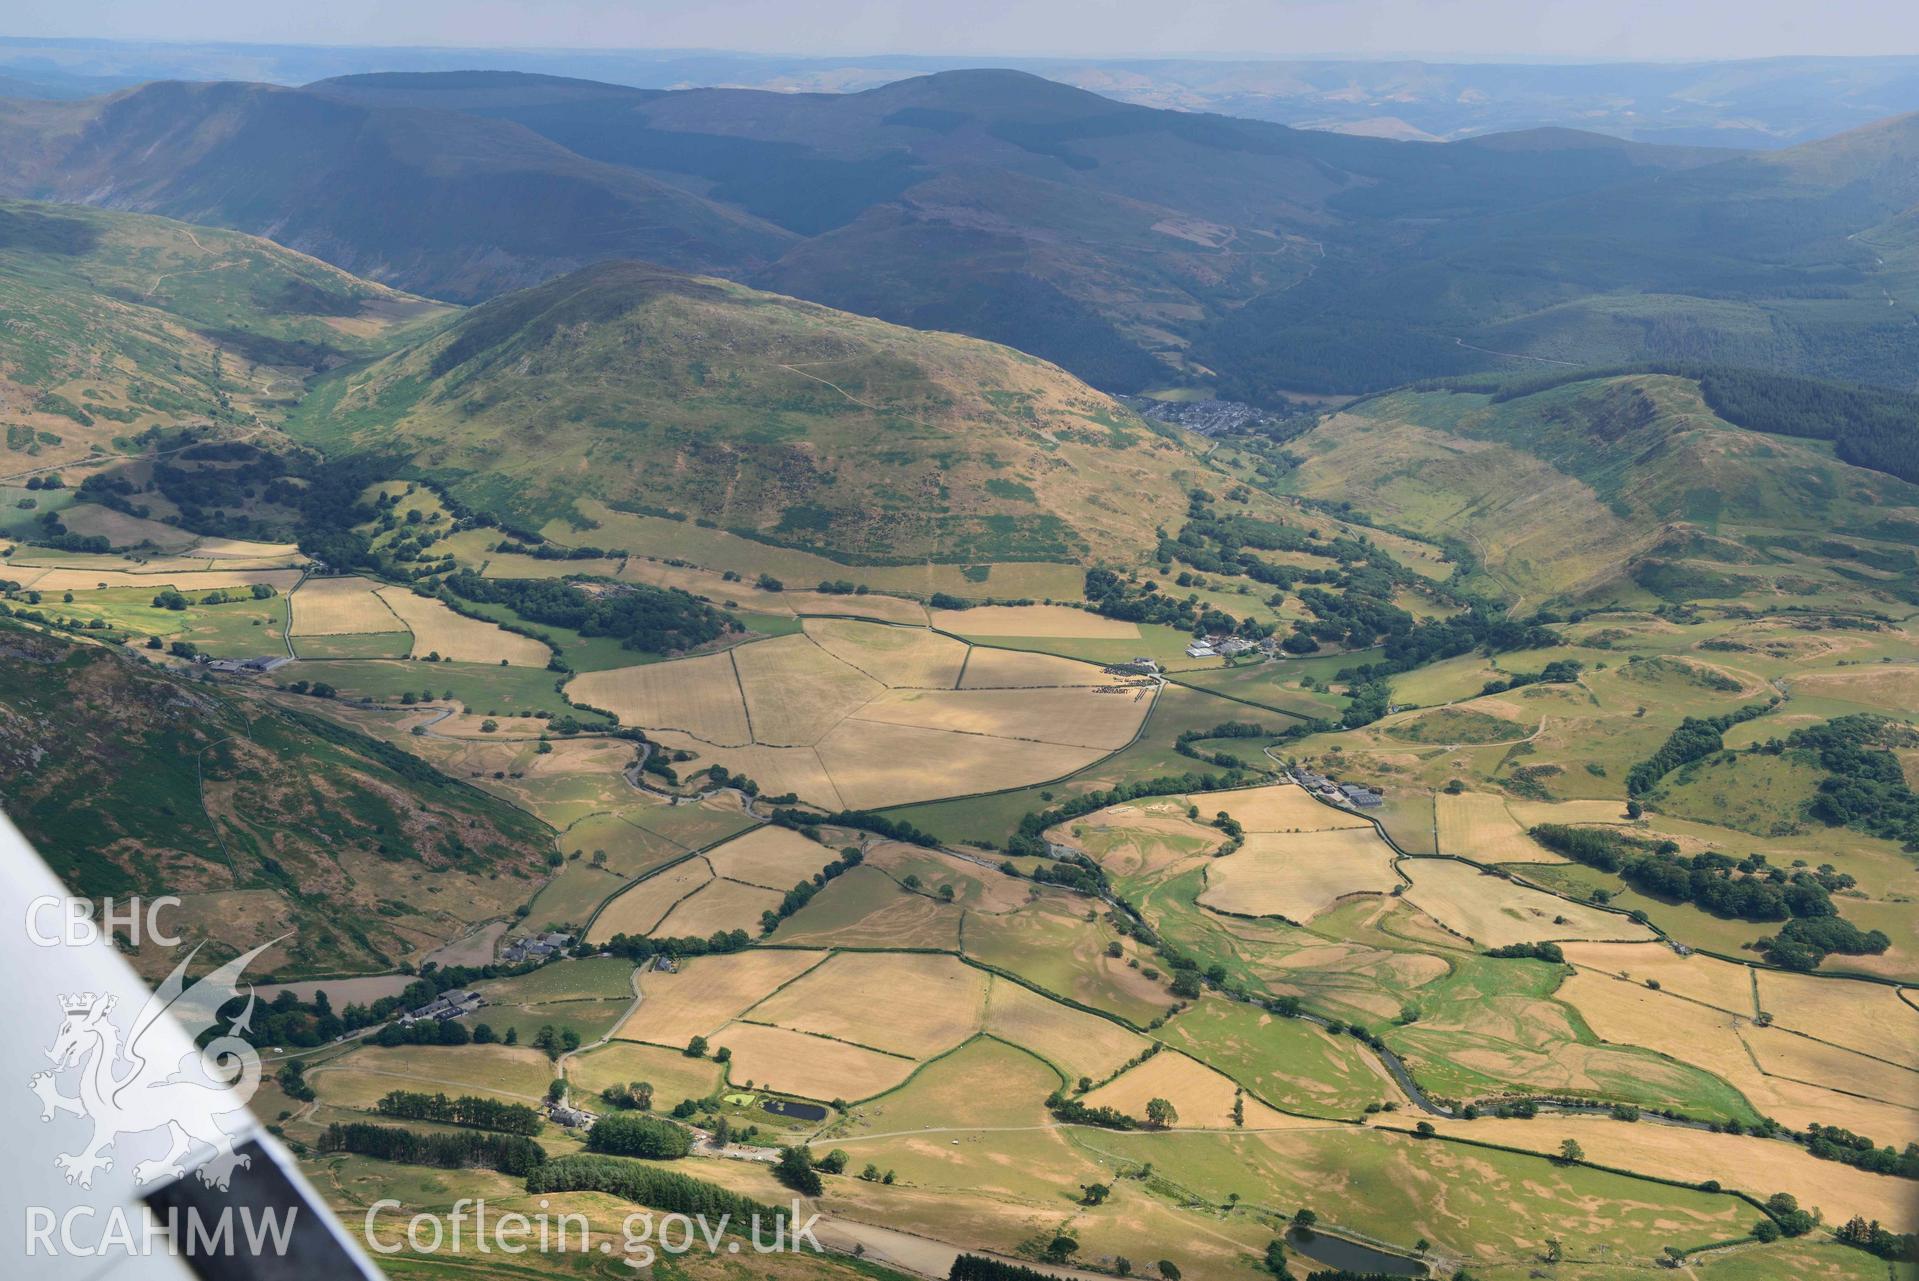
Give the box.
[1285,1227,1427,1277]
[761,1098,828,1122]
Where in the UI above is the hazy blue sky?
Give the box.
[6,0,1916,60]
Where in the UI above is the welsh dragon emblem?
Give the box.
[29,939,280,1191]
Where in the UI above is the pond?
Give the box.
[1285,1227,1427,1277]
[761,1098,828,1122]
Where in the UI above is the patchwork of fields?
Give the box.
[570,620,1155,809]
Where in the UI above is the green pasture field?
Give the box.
[479,956,638,1003]
[1079,1125,1756,1268]
[1157,998,1393,1119]
[40,585,289,655]
[293,631,415,659]
[475,1000,629,1049]
[525,863,634,933]
[278,659,611,723]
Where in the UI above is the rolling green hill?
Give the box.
[285,261,1205,562]
[0,198,450,472]
[1278,372,1919,607]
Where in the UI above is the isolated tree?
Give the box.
[1157,1261,1180,1281]
[684,1035,708,1058]
[1145,1097,1178,1129]
[1080,1182,1110,1206]
[1558,1139,1585,1164]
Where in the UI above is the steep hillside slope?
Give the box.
[0,80,792,300]
[287,262,1202,562]
[0,198,450,472]
[0,622,553,979]
[1280,374,1919,606]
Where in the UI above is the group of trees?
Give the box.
[443,571,731,655]
[1802,1123,1919,1180]
[1529,824,1851,925]
[1175,719,1277,771]
[1762,915,1892,971]
[374,1090,542,1135]
[757,845,865,934]
[493,538,615,560]
[317,1121,546,1176]
[586,1111,694,1159]
[1696,366,1919,486]
[1625,700,1776,795]
[1781,715,1919,847]
[769,807,939,848]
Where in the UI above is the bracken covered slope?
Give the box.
[0,622,554,978]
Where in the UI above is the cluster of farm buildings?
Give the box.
[1292,764,1384,809]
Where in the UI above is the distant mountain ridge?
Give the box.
[3,69,1915,398]
[7,38,1919,146]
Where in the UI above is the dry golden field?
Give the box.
[290,575,407,635]
[712,1021,918,1101]
[586,859,713,943]
[570,621,1148,808]
[644,732,848,808]
[743,951,989,1058]
[652,877,784,938]
[733,634,886,743]
[613,949,829,1046]
[1214,784,1372,832]
[1081,1050,1304,1129]
[815,719,1105,809]
[957,646,1117,688]
[981,977,1152,1084]
[1198,829,1401,922]
[848,686,1146,749]
[374,587,551,665]
[804,618,968,687]
[1559,941,1758,1015]
[1505,798,1635,828]
[567,653,751,745]
[1402,859,1655,947]
[932,604,1140,637]
[22,566,305,593]
[1561,969,1919,1142]
[1436,791,1570,863]
[703,825,844,889]
[1754,968,1919,1069]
